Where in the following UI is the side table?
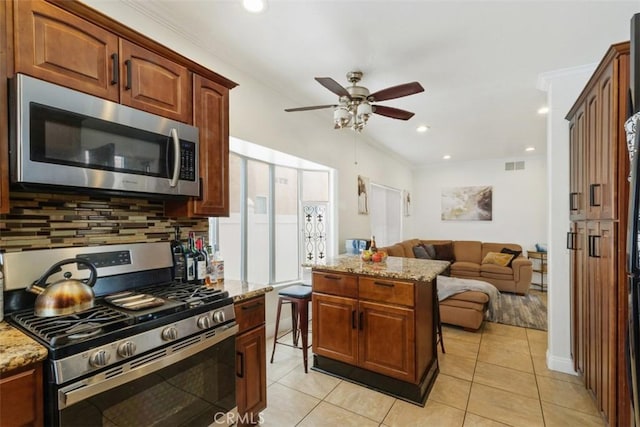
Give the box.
[527,251,547,292]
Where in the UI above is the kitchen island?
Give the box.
[308,255,449,405]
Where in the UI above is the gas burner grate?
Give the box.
[12,305,133,347]
[146,283,225,307]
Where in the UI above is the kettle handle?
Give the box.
[33,258,98,289]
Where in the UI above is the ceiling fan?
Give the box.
[284,71,424,132]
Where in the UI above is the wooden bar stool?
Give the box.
[270,284,313,373]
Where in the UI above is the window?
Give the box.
[212,138,333,285]
[370,183,402,247]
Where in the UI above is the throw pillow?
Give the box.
[412,245,432,259]
[433,242,455,262]
[422,244,436,259]
[500,248,522,267]
[482,251,514,267]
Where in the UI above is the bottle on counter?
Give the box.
[195,237,207,286]
[205,244,218,286]
[185,231,196,283]
[214,249,224,283]
[370,235,378,253]
[170,226,186,282]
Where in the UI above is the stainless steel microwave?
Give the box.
[9,74,200,198]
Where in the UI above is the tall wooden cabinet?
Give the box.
[1,0,237,215]
[566,41,630,427]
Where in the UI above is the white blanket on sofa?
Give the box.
[436,275,501,322]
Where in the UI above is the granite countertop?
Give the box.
[0,281,273,375]
[305,255,450,282]
[212,279,274,302]
[0,322,48,374]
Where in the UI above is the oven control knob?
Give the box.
[197,316,212,329]
[213,310,226,324]
[162,326,179,341]
[89,350,111,367]
[117,341,137,358]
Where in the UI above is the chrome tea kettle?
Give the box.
[26,258,98,317]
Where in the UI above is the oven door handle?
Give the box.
[57,324,238,410]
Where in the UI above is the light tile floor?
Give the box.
[260,290,604,426]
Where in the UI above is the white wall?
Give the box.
[412,156,547,249]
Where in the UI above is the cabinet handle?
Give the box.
[352,310,356,329]
[323,275,342,281]
[241,302,263,311]
[588,235,593,257]
[592,235,601,258]
[566,232,573,250]
[589,184,601,207]
[236,351,244,378]
[359,312,364,330]
[569,192,577,211]
[124,59,132,90]
[373,281,394,287]
[110,53,119,85]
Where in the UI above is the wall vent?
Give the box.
[505,161,525,171]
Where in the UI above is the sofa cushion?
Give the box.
[413,245,432,259]
[500,247,522,267]
[422,244,437,259]
[482,242,523,259]
[453,241,482,264]
[482,252,514,267]
[385,244,406,257]
[433,242,455,261]
[480,263,514,279]
[451,261,480,274]
[446,290,490,304]
[399,239,422,258]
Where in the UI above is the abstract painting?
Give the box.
[441,186,492,221]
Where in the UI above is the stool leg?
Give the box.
[291,301,299,347]
[299,298,310,373]
[270,297,284,364]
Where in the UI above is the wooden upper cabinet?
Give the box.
[166,74,229,217]
[13,1,192,123]
[13,0,119,101]
[569,106,586,220]
[119,40,192,123]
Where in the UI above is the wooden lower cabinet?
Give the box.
[0,363,43,427]
[312,271,436,399]
[234,295,267,425]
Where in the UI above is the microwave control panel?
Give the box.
[179,141,196,181]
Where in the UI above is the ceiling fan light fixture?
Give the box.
[333,106,352,129]
[356,101,372,122]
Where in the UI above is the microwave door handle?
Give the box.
[169,128,180,188]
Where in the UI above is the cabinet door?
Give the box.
[586,87,601,220]
[585,221,600,396]
[359,300,415,383]
[596,221,617,423]
[569,105,586,220]
[119,39,192,123]
[236,325,267,424]
[570,221,587,376]
[0,364,43,427]
[312,293,358,365]
[597,64,616,220]
[14,0,119,101]
[0,0,9,214]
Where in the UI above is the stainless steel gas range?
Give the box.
[2,242,238,427]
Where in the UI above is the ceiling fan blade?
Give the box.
[372,105,415,120]
[315,77,351,98]
[285,104,337,112]
[369,82,424,102]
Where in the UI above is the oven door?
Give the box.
[53,325,238,427]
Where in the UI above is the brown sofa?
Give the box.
[379,239,533,331]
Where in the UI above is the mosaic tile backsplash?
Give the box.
[0,192,208,253]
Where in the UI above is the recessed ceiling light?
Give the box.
[443,155,451,160]
[242,0,266,13]
[537,106,549,115]
[525,147,536,152]
[416,125,430,133]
